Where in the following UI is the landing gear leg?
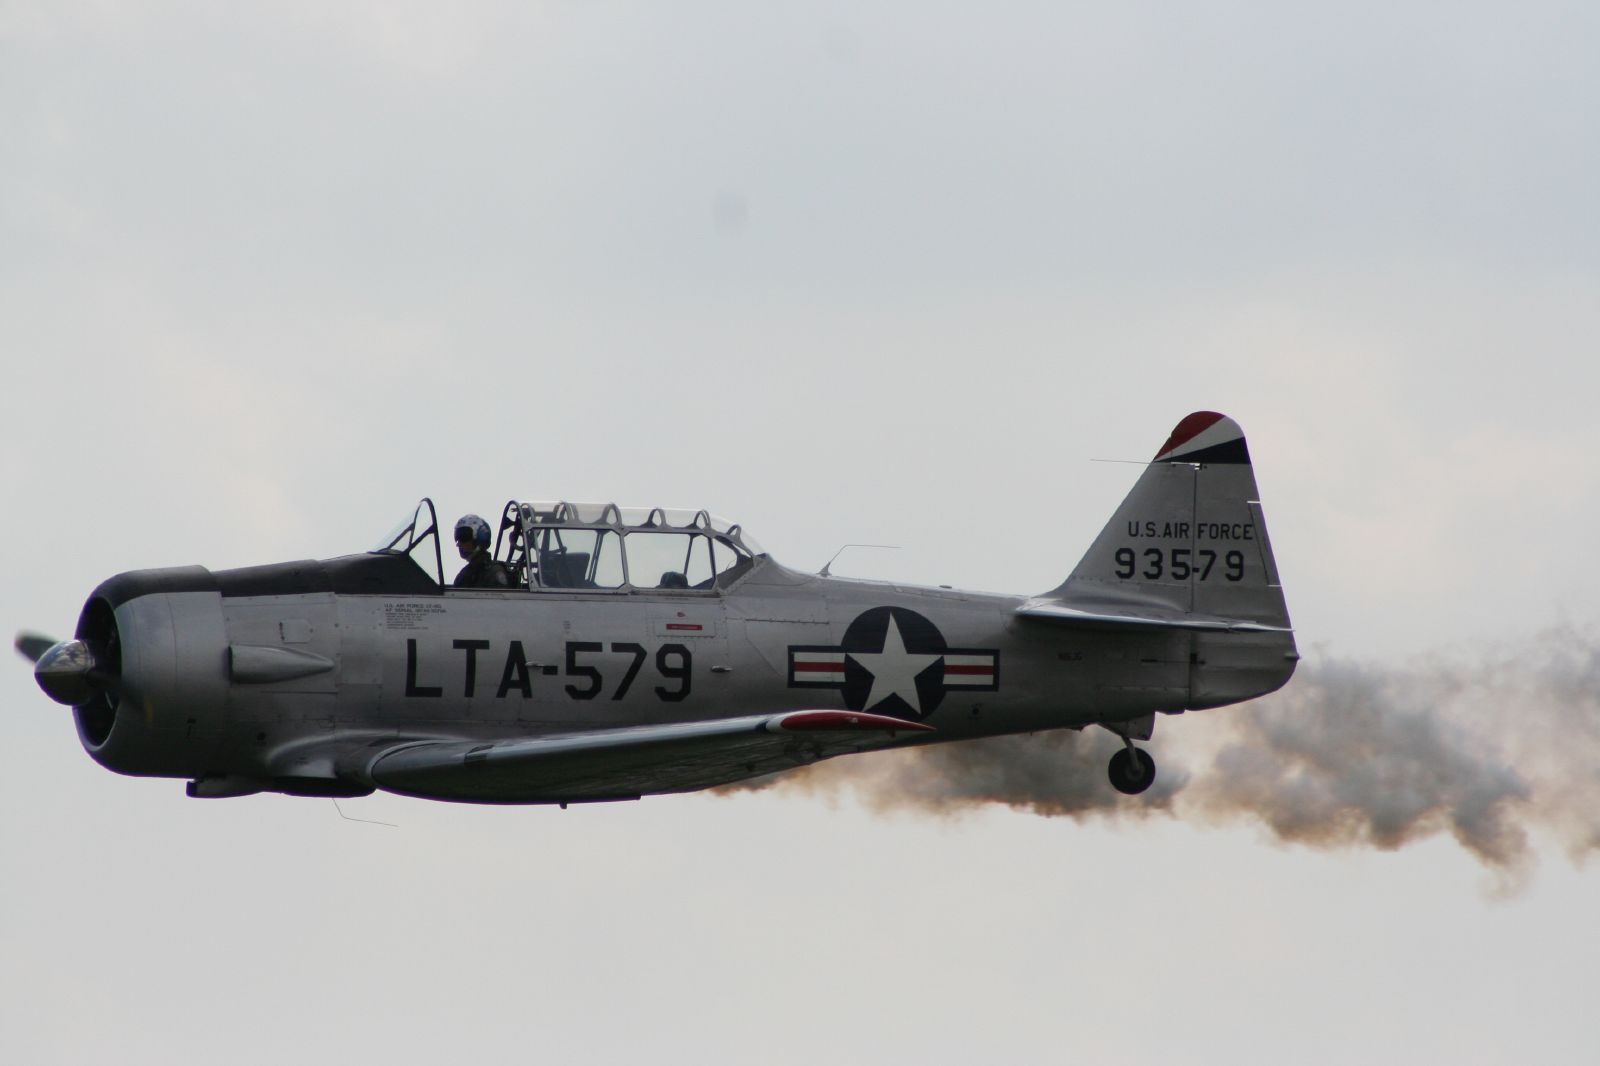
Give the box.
[1108,740,1156,795]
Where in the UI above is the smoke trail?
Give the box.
[728,628,1600,883]
[1189,660,1532,871]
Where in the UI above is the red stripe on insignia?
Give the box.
[793,661,845,673]
[1155,411,1226,460]
[944,664,994,675]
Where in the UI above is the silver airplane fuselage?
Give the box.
[30,413,1298,803]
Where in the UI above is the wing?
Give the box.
[357,711,933,804]
[1015,599,1292,633]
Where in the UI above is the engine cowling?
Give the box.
[67,568,231,780]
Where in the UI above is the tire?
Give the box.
[1108,747,1156,795]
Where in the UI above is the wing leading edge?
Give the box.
[360,710,933,804]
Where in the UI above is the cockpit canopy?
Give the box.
[376,498,765,593]
[503,501,763,592]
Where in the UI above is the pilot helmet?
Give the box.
[454,514,491,551]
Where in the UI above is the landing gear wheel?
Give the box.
[1108,747,1156,795]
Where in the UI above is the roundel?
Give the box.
[786,606,1001,721]
[838,606,949,719]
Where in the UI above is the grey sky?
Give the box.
[4,3,1598,1063]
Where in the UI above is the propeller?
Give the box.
[14,632,57,664]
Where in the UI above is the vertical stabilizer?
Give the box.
[1047,412,1291,630]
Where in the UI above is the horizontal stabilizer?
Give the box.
[1016,599,1292,633]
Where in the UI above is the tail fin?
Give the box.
[1043,412,1292,631]
[1020,412,1296,711]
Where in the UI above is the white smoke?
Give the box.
[727,628,1600,889]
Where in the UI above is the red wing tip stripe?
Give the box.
[776,711,934,733]
[1154,411,1229,459]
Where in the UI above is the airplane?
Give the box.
[18,411,1296,805]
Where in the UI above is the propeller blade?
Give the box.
[14,632,58,664]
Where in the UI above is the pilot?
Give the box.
[453,514,510,589]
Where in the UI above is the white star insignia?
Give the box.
[847,615,941,713]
